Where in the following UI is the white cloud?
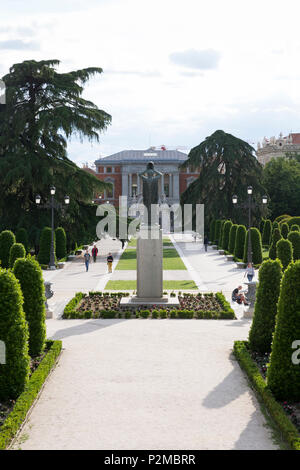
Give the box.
[169,49,221,70]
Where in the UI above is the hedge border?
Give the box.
[63,292,236,320]
[0,339,62,450]
[233,340,300,451]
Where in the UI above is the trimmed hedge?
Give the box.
[262,219,272,246]
[55,227,67,260]
[287,231,300,261]
[38,227,56,266]
[248,259,282,353]
[9,243,26,268]
[234,341,300,451]
[0,230,16,269]
[269,228,282,260]
[209,219,216,243]
[0,340,62,450]
[281,222,289,239]
[13,257,46,357]
[267,261,300,401]
[275,214,291,223]
[243,227,263,265]
[234,225,246,260]
[284,216,300,228]
[0,269,30,401]
[218,220,226,248]
[221,220,232,251]
[259,219,265,235]
[290,224,300,232]
[214,220,222,245]
[228,224,238,254]
[272,221,279,231]
[16,228,29,253]
[276,238,293,271]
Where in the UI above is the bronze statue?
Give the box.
[140,161,162,226]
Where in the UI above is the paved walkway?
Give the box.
[12,236,278,450]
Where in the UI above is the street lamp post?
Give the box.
[36,188,70,270]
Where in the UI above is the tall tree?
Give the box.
[180,130,265,224]
[0,60,111,241]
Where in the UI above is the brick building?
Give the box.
[89,147,200,207]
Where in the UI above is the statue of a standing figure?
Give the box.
[140,161,162,226]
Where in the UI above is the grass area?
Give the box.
[262,247,269,260]
[104,280,198,290]
[127,237,173,247]
[116,247,187,270]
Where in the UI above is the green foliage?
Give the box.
[275,214,291,223]
[287,231,300,261]
[0,230,16,268]
[214,220,222,244]
[0,340,62,450]
[248,259,282,353]
[281,222,289,239]
[269,228,282,260]
[15,228,29,252]
[259,219,265,234]
[243,227,263,265]
[13,257,46,357]
[272,221,279,231]
[276,239,293,271]
[38,227,55,265]
[262,219,272,246]
[55,227,67,260]
[228,224,238,254]
[221,220,232,250]
[9,243,26,268]
[267,261,300,401]
[234,341,300,450]
[290,224,300,232]
[285,216,300,228]
[0,269,30,400]
[234,225,246,259]
[209,219,216,242]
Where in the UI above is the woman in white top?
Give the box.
[245,263,255,282]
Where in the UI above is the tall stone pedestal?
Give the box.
[243,281,257,319]
[137,224,163,299]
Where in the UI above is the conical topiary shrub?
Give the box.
[269,228,282,260]
[276,238,293,271]
[243,227,263,265]
[209,219,216,243]
[55,227,67,260]
[222,220,232,251]
[281,222,289,239]
[234,225,246,260]
[13,257,46,357]
[272,221,279,232]
[0,230,16,269]
[228,224,238,254]
[16,228,29,253]
[248,259,282,353]
[267,260,300,401]
[38,227,56,266]
[218,220,226,248]
[287,230,300,261]
[290,224,300,232]
[0,269,30,400]
[9,243,26,268]
[262,219,272,246]
[214,220,222,245]
[259,219,265,235]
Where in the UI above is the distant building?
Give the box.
[87,147,200,207]
[256,132,300,165]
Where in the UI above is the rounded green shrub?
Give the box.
[234,225,246,260]
[38,227,56,265]
[214,220,222,245]
[13,257,46,357]
[259,219,265,235]
[285,216,300,229]
[9,243,26,268]
[262,219,272,246]
[281,222,289,239]
[209,219,216,243]
[276,238,293,271]
[287,231,300,261]
[0,269,30,400]
[0,230,16,269]
[55,227,67,260]
[290,224,300,232]
[267,260,300,401]
[228,224,238,254]
[243,227,263,265]
[275,214,291,223]
[218,220,226,248]
[248,259,282,353]
[16,228,29,253]
[272,221,279,231]
[269,228,282,260]
[221,220,232,251]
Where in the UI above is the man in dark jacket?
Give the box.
[92,244,98,262]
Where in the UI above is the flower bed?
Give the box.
[0,340,62,450]
[234,341,300,450]
[62,292,236,319]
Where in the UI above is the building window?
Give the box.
[164,184,169,197]
[106,167,112,173]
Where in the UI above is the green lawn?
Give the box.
[115,247,186,270]
[105,280,198,290]
[128,237,173,247]
[262,247,269,260]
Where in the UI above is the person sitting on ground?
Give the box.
[107,252,113,273]
[232,285,249,305]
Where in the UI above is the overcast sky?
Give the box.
[1,0,300,166]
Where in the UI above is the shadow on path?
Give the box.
[50,319,125,340]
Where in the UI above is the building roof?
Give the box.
[95,148,189,165]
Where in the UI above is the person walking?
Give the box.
[107,252,113,273]
[92,244,98,263]
[84,249,91,272]
[244,263,255,282]
[204,235,209,252]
